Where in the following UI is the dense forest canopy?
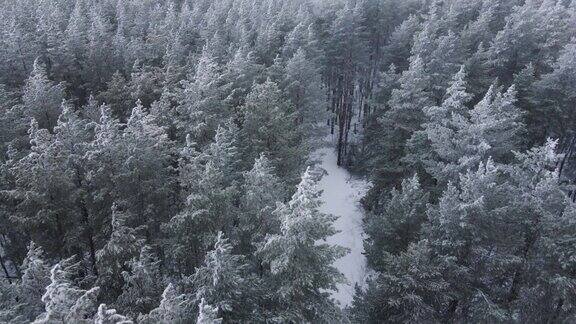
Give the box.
[1,0,576,322]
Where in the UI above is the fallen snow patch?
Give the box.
[313,141,371,308]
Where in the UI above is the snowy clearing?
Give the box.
[314,140,371,308]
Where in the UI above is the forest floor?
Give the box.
[314,136,371,308]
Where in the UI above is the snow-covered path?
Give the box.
[314,142,371,308]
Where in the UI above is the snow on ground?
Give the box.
[313,136,371,308]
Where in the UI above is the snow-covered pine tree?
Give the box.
[98,71,133,122]
[404,65,473,185]
[14,242,51,322]
[238,154,285,255]
[407,69,523,186]
[369,55,434,192]
[196,298,222,324]
[221,47,263,109]
[34,257,99,323]
[533,40,576,140]
[189,231,254,322]
[364,175,429,269]
[116,246,165,318]
[22,59,64,131]
[488,0,573,84]
[258,167,347,322]
[351,239,451,323]
[95,205,145,304]
[164,123,240,273]
[239,79,305,184]
[94,304,133,324]
[115,101,177,238]
[284,48,326,141]
[8,118,77,258]
[177,47,228,146]
[138,283,190,324]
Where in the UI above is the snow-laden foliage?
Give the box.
[0,0,575,322]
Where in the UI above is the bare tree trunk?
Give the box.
[80,202,98,277]
[0,251,12,283]
[507,226,539,306]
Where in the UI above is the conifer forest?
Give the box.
[1,0,576,322]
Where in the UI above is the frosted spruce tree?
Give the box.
[239,79,305,184]
[377,55,434,188]
[116,246,165,319]
[196,298,222,324]
[189,231,254,322]
[6,242,51,322]
[238,154,285,255]
[95,205,145,305]
[93,304,133,324]
[177,46,228,146]
[164,123,240,273]
[22,59,64,131]
[407,68,523,186]
[139,283,189,324]
[363,175,429,268]
[258,167,347,322]
[34,257,99,323]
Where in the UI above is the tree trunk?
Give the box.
[0,251,13,283]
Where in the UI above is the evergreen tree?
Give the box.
[16,242,51,322]
[533,40,576,140]
[8,118,76,258]
[488,0,573,83]
[0,277,19,322]
[368,55,434,197]
[386,55,434,136]
[95,205,145,304]
[149,88,178,140]
[177,47,228,146]
[258,167,347,322]
[426,31,465,101]
[129,62,164,108]
[404,65,474,185]
[139,283,190,324]
[196,298,222,324]
[61,0,89,99]
[512,63,539,144]
[238,154,284,255]
[84,10,116,91]
[94,304,133,324]
[407,69,523,185]
[359,64,399,175]
[383,15,421,70]
[239,80,305,183]
[65,286,100,323]
[0,84,28,158]
[221,47,263,109]
[351,240,451,323]
[115,101,177,238]
[116,246,165,319]
[99,72,133,122]
[164,123,240,273]
[34,257,99,323]
[22,59,64,131]
[284,48,326,140]
[189,231,254,322]
[364,175,429,269]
